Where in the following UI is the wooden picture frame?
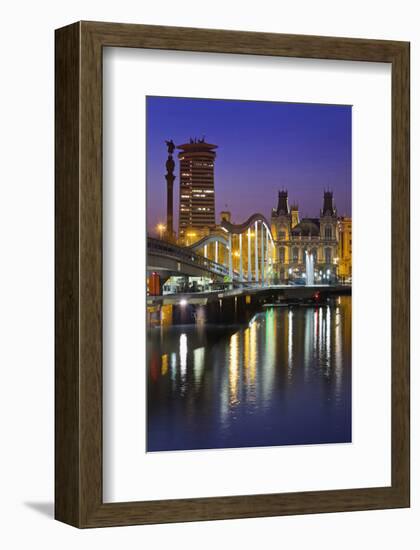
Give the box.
[55,21,410,528]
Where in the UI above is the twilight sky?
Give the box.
[146,96,351,236]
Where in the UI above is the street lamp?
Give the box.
[157,223,166,239]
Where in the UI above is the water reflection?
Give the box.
[287,310,293,380]
[170,352,177,383]
[161,354,168,376]
[147,296,352,452]
[229,332,240,406]
[193,347,205,390]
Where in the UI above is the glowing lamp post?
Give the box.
[157,224,166,240]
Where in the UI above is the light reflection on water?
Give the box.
[147,296,351,452]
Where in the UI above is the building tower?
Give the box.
[220,210,231,223]
[320,190,338,269]
[177,138,217,242]
[290,203,300,228]
[271,189,292,281]
[321,189,337,217]
[276,189,290,216]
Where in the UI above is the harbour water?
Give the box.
[147,296,351,452]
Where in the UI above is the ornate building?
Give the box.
[271,190,341,283]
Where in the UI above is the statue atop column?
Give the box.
[165,139,175,155]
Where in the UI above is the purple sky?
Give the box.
[146,96,351,235]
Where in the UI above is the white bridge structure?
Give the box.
[188,213,276,286]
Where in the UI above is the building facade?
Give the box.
[338,216,352,282]
[177,139,217,243]
[271,190,341,283]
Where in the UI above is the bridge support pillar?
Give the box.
[254,221,259,284]
[239,233,243,281]
[228,233,233,281]
[261,223,265,286]
[248,228,252,282]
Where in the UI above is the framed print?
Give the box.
[55,21,410,527]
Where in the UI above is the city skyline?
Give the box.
[146,96,352,236]
[146,96,352,453]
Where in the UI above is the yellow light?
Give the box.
[234,251,240,258]
[161,354,168,375]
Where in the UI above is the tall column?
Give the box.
[228,233,233,280]
[261,224,265,286]
[164,139,176,241]
[215,240,219,264]
[239,233,243,281]
[254,221,259,284]
[248,228,252,282]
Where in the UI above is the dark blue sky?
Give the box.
[146,96,351,234]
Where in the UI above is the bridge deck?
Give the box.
[147,284,351,306]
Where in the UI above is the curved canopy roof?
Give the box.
[220,213,273,239]
[188,233,229,251]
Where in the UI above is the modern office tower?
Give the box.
[177,139,217,242]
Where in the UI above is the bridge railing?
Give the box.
[148,237,238,279]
